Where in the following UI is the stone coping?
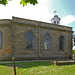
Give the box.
[0,16,73,32]
[49,60,75,65]
[12,16,73,31]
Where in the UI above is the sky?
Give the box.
[0,0,75,31]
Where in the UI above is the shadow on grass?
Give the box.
[0,61,52,69]
[57,63,75,66]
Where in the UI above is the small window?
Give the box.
[59,35,64,50]
[57,21,59,24]
[26,32,34,49]
[0,32,2,49]
[54,21,56,24]
[74,38,75,43]
[44,34,50,50]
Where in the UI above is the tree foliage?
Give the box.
[0,0,8,5]
[20,0,38,6]
[0,0,38,6]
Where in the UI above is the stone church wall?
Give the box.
[0,20,12,60]
[11,17,73,60]
[0,17,73,60]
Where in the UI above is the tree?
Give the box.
[0,0,38,6]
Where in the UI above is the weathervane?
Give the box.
[53,10,57,15]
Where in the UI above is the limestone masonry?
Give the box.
[0,16,73,60]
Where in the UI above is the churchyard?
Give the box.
[0,50,75,75]
[0,61,75,75]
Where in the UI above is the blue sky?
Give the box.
[0,0,75,31]
[48,0,75,31]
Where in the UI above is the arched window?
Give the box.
[0,32,2,49]
[44,34,50,50]
[74,38,75,43]
[59,35,64,50]
[57,21,59,24]
[54,21,56,24]
[26,32,34,49]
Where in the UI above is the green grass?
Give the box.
[73,50,75,54]
[0,61,75,75]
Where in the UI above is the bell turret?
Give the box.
[51,10,61,25]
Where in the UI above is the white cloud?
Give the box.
[0,0,52,23]
[0,0,75,26]
[60,15,75,25]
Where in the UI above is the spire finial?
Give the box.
[53,10,57,15]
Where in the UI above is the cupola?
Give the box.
[51,10,61,25]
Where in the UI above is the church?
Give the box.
[0,14,73,60]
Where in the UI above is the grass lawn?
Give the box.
[73,50,75,54]
[0,61,75,75]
